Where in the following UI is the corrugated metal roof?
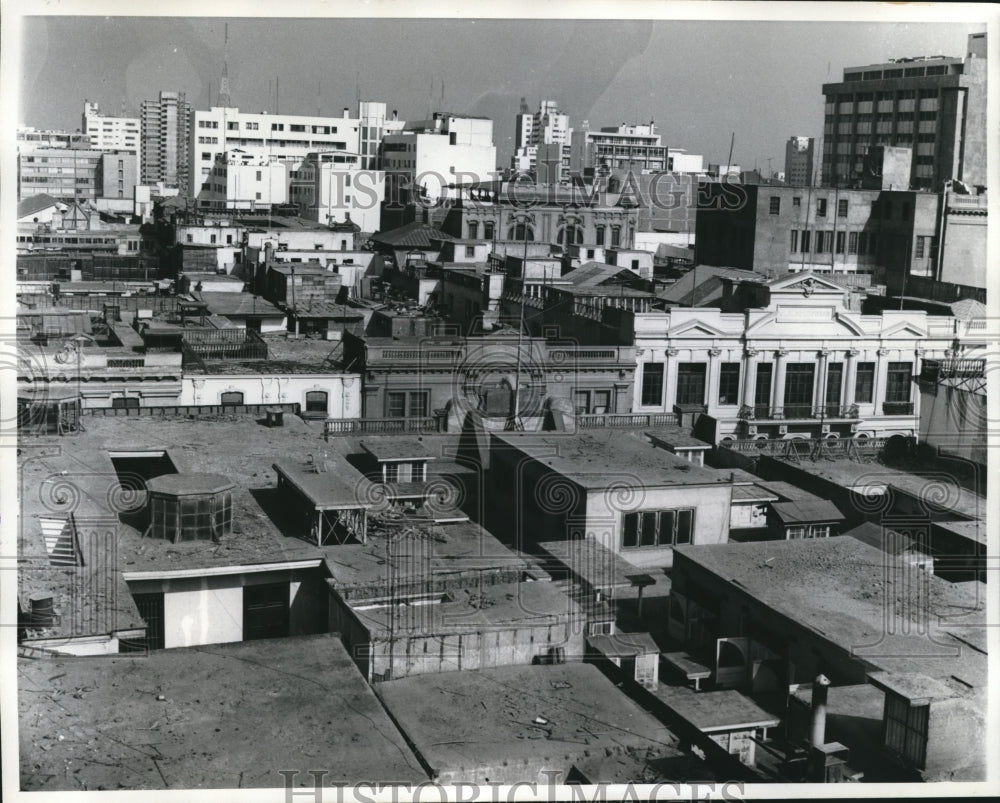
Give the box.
[370,222,455,248]
[771,499,845,524]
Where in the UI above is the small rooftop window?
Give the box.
[145,473,234,543]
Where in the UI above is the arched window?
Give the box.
[558,225,584,246]
[509,223,534,241]
[220,391,244,407]
[304,391,328,417]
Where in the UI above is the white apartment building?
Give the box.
[513,100,573,175]
[196,150,294,211]
[191,103,398,187]
[83,101,141,164]
[291,151,386,233]
[382,113,497,201]
[630,272,985,444]
[357,101,406,169]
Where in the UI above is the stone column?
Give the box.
[814,349,830,413]
[706,348,722,412]
[664,348,679,412]
[741,348,759,410]
[872,347,889,415]
[843,349,859,409]
[771,348,788,413]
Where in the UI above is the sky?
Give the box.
[15,14,988,172]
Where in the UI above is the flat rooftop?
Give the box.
[768,457,986,532]
[323,515,530,597]
[18,634,428,790]
[675,537,987,686]
[346,580,581,637]
[538,536,650,592]
[493,431,734,489]
[274,457,372,509]
[652,686,780,733]
[377,663,679,781]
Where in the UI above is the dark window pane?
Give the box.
[641,363,664,406]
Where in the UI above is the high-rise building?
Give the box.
[784,136,815,186]
[512,99,572,175]
[83,101,141,163]
[141,90,192,194]
[821,31,987,190]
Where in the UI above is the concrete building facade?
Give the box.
[821,32,988,190]
[784,136,815,187]
[628,272,985,443]
[382,113,497,201]
[141,90,192,194]
[83,101,141,163]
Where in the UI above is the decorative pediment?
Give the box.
[881,319,927,338]
[769,272,846,296]
[668,320,728,337]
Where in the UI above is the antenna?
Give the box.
[317,78,322,116]
[219,22,231,107]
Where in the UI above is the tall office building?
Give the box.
[141,90,192,194]
[821,31,987,190]
[784,136,815,186]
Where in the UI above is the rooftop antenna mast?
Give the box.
[219,22,232,107]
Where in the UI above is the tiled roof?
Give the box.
[17,193,62,219]
[370,222,454,248]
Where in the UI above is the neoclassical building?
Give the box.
[628,273,985,443]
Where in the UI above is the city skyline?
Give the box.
[17,15,987,172]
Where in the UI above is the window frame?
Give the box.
[622,508,696,549]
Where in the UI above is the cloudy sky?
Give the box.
[15,12,987,171]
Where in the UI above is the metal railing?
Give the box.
[737,404,860,421]
[85,402,301,418]
[577,412,679,429]
[882,401,915,416]
[920,358,985,381]
[720,436,888,462]
[324,417,437,437]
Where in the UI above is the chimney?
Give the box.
[392,110,398,121]
[343,107,349,119]
[810,674,831,748]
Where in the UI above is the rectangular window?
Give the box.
[885,362,913,403]
[783,363,816,416]
[855,362,875,404]
[622,509,696,549]
[611,227,621,247]
[790,230,799,252]
[825,362,844,414]
[817,198,827,216]
[835,231,846,254]
[465,245,476,258]
[848,232,859,254]
[467,221,479,239]
[386,392,406,418]
[676,363,707,406]
[595,226,605,246]
[884,694,929,769]
[837,198,848,217]
[754,363,773,416]
[769,196,781,215]
[915,236,925,259]
[801,231,811,253]
[718,363,741,406]
[483,222,495,240]
[640,362,664,406]
[792,197,801,207]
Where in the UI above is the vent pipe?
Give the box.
[810,674,831,748]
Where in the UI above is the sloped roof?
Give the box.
[656,265,761,306]
[17,193,62,219]
[370,221,455,248]
[561,261,642,287]
[950,298,987,320]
